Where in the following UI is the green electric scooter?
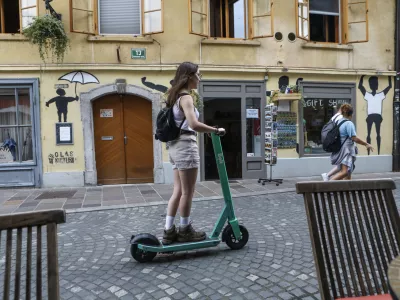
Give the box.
[130,133,249,263]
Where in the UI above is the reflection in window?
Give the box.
[0,88,33,163]
[303,98,350,155]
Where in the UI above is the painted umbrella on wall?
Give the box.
[58,71,100,96]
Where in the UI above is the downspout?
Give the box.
[393,0,400,171]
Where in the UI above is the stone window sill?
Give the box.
[87,35,154,43]
[201,38,261,47]
[302,42,353,51]
[0,34,28,41]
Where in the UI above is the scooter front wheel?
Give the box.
[223,224,249,250]
[130,233,159,263]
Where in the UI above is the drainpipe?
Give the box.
[393,0,400,171]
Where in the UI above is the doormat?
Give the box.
[35,190,77,200]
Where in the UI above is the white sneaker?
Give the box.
[321,173,329,182]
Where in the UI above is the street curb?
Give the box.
[65,187,297,215]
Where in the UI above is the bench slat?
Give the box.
[36,226,42,300]
[14,228,22,300]
[26,226,32,300]
[304,193,332,300]
[4,229,12,300]
[0,209,65,231]
[296,179,396,194]
[47,223,60,299]
[344,191,369,296]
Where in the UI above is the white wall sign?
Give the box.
[0,148,13,163]
[246,109,259,119]
[247,153,255,157]
[59,127,71,142]
[100,109,113,118]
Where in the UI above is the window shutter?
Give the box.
[345,0,368,43]
[142,0,163,35]
[249,0,273,39]
[70,0,97,35]
[99,0,141,35]
[296,0,309,41]
[19,0,38,31]
[189,0,209,37]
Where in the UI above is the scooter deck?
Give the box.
[138,237,220,253]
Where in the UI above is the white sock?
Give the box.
[180,216,190,226]
[165,216,175,230]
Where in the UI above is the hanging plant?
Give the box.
[22,15,69,64]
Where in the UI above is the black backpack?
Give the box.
[155,93,188,142]
[321,116,349,153]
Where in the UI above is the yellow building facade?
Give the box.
[0,0,395,187]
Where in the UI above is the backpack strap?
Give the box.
[176,93,190,130]
[337,119,349,128]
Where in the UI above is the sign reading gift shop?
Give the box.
[304,98,351,108]
[131,48,146,59]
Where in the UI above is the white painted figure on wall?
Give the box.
[358,75,392,155]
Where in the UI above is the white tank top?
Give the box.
[173,96,199,132]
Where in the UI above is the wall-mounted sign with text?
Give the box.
[303,98,351,108]
[132,48,146,59]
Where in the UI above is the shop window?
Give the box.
[0,88,33,164]
[0,0,37,34]
[189,0,273,39]
[296,0,368,44]
[70,0,163,35]
[302,98,351,155]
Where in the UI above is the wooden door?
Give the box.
[93,94,154,185]
[123,96,154,184]
[93,95,126,185]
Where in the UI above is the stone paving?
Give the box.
[0,172,398,215]
[57,192,322,300]
[1,184,398,300]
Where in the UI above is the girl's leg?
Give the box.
[162,169,182,244]
[177,168,206,242]
[330,164,349,181]
[327,166,340,178]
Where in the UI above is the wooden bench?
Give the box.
[296,179,400,300]
[0,209,66,300]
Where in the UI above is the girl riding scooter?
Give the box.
[163,62,226,244]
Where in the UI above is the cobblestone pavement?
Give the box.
[0,172,397,215]
[49,184,400,300]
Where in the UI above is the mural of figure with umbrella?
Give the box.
[46,88,78,122]
[46,70,100,122]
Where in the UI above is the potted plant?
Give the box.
[22,15,69,64]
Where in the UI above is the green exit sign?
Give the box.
[131,48,146,59]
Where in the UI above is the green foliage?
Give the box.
[22,15,69,64]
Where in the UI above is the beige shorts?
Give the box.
[168,134,200,170]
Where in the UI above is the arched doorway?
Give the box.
[93,94,154,184]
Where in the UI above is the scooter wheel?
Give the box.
[130,233,159,263]
[223,224,249,250]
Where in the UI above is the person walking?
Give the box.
[162,62,226,245]
[329,104,374,181]
[321,104,343,181]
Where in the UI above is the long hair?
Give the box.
[166,62,198,107]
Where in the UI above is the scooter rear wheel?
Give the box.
[223,224,249,250]
[130,234,159,263]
